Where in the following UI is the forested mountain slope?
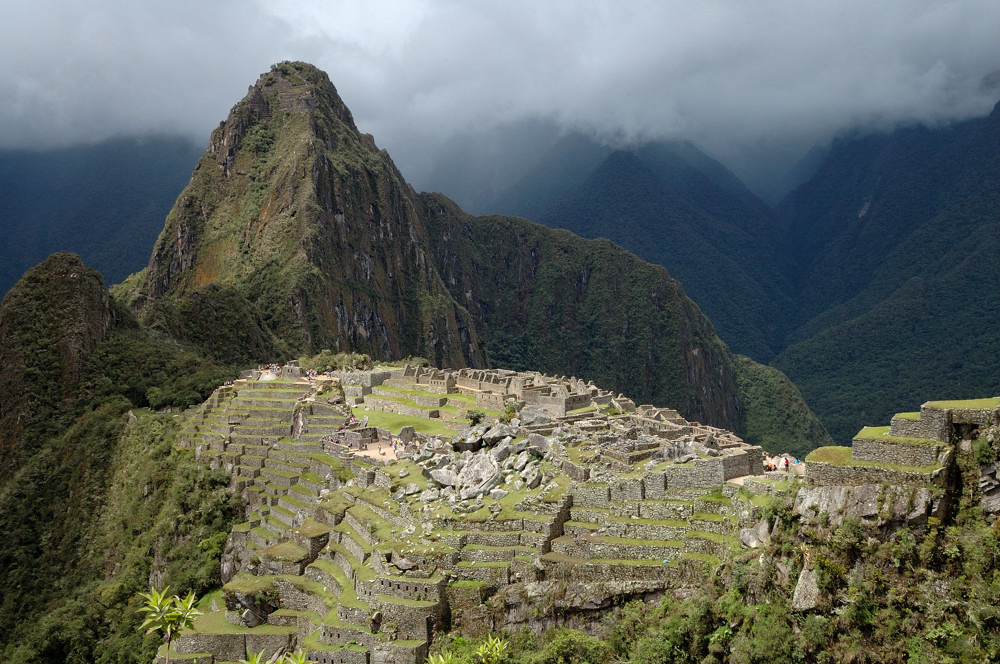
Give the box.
[774,101,1000,441]
[116,61,824,444]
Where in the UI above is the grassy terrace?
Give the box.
[854,426,940,446]
[586,534,683,547]
[350,406,456,437]
[192,608,297,635]
[565,441,598,466]
[371,385,500,415]
[924,397,1000,410]
[894,411,921,421]
[806,445,941,473]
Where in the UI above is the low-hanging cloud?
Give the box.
[2,0,999,190]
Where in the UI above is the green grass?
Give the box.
[924,397,1000,410]
[193,609,297,635]
[260,541,308,561]
[893,411,921,421]
[350,406,455,437]
[805,446,852,464]
[223,574,274,594]
[806,444,940,473]
[853,426,941,446]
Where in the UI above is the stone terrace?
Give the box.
[804,397,1000,489]
[160,366,784,664]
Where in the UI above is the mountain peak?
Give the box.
[209,61,358,178]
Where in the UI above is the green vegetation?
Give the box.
[299,349,372,372]
[924,397,1000,410]
[0,254,238,663]
[731,355,832,458]
[137,587,201,664]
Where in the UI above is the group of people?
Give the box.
[765,457,794,472]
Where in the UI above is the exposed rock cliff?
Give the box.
[122,61,827,442]
[134,62,484,368]
[422,194,742,429]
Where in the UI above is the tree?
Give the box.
[468,409,486,425]
[137,587,202,664]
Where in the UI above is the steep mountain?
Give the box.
[123,62,484,369]
[774,102,1000,441]
[532,147,794,360]
[0,253,236,662]
[423,194,740,428]
[117,61,825,444]
[0,137,201,296]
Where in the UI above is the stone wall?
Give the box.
[852,437,941,467]
[663,459,724,489]
[308,648,369,664]
[570,483,610,507]
[476,392,506,411]
[889,415,928,439]
[610,477,645,502]
[541,557,677,583]
[807,461,945,487]
[561,460,590,481]
[335,370,395,388]
[915,406,950,442]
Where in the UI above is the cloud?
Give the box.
[2,0,999,190]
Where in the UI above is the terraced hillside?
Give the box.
[163,367,800,663]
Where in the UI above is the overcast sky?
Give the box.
[3,0,1000,194]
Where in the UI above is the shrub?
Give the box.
[974,436,997,465]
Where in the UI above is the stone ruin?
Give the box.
[163,365,799,664]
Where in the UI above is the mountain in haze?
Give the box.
[0,136,202,296]
[0,61,832,661]
[484,134,795,361]
[772,101,1000,441]
[112,61,824,442]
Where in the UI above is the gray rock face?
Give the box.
[522,465,542,489]
[458,453,502,500]
[791,568,820,611]
[513,450,531,472]
[420,488,440,502]
[484,424,518,445]
[398,426,416,442]
[429,468,459,487]
[527,433,550,456]
[519,406,555,427]
[740,523,765,549]
[490,437,513,462]
[794,484,937,528]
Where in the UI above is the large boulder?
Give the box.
[429,468,459,487]
[791,568,820,611]
[519,406,555,427]
[527,433,550,456]
[489,437,514,462]
[483,423,518,446]
[453,424,490,451]
[794,484,938,528]
[458,453,503,500]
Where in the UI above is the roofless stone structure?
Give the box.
[168,366,981,663]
